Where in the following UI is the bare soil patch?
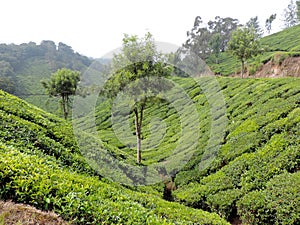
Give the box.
[0,200,70,225]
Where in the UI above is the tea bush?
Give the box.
[173,78,300,222]
[0,89,229,224]
[0,143,229,224]
[237,172,300,225]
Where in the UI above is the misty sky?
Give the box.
[0,0,291,58]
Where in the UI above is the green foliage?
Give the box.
[0,142,229,225]
[208,24,300,76]
[42,68,80,119]
[237,172,300,225]
[173,78,300,222]
[102,33,173,164]
[261,24,300,52]
[0,41,92,114]
[1,75,299,224]
[0,89,229,224]
[227,27,261,77]
[0,90,94,175]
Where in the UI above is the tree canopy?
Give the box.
[41,68,80,119]
[246,16,264,38]
[182,16,240,61]
[102,32,173,164]
[227,27,261,78]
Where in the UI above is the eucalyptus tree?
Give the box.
[246,16,264,37]
[265,14,277,34]
[283,0,299,28]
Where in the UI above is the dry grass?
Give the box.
[0,200,70,225]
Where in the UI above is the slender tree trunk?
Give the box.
[62,95,68,120]
[136,130,141,164]
[241,60,245,78]
[134,104,144,164]
[134,109,141,164]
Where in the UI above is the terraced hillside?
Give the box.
[0,90,229,224]
[89,77,300,224]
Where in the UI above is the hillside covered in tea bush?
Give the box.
[89,77,300,224]
[0,89,229,224]
[0,75,299,224]
[208,24,300,76]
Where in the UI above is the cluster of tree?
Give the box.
[42,33,173,165]
[180,16,240,63]
[172,0,300,78]
[223,0,300,77]
[170,16,267,77]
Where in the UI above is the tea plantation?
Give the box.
[208,24,300,76]
[0,89,229,224]
[0,76,299,224]
[90,77,300,224]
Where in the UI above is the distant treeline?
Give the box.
[0,41,92,95]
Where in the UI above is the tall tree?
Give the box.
[227,27,261,78]
[41,68,80,119]
[246,16,264,37]
[209,33,222,63]
[265,14,277,34]
[183,16,238,60]
[283,0,299,28]
[183,16,212,60]
[102,33,172,164]
[175,16,240,76]
[207,16,240,51]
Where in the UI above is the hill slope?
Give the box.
[208,24,300,76]
[0,89,229,224]
[90,77,300,224]
[173,77,300,224]
[0,41,94,114]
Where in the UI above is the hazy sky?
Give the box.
[0,0,291,58]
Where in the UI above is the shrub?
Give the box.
[237,172,300,225]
